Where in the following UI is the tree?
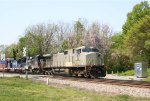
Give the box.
[122,1,150,35]
[105,32,132,72]
[126,15,150,63]
[61,39,69,50]
[83,22,112,55]
[53,23,71,52]
[3,44,19,59]
[73,19,85,47]
[111,32,124,49]
[121,1,150,65]
[18,23,58,56]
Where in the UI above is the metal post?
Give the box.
[2,64,4,78]
[25,69,28,79]
[46,78,49,85]
[24,46,28,79]
[112,71,113,74]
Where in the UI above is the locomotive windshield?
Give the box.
[82,48,99,52]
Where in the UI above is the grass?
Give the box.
[0,77,150,101]
[118,68,150,76]
[118,70,135,76]
[118,68,150,81]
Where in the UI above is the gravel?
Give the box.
[44,77,150,98]
[1,73,149,97]
[102,74,143,81]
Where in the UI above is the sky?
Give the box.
[0,0,149,45]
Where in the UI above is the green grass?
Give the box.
[118,68,150,81]
[118,68,150,76]
[144,69,150,81]
[118,70,135,76]
[0,77,149,101]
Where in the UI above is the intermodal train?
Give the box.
[28,46,106,78]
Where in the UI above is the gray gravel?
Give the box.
[45,77,150,98]
[1,73,150,97]
[103,74,143,81]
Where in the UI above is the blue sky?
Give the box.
[0,0,149,45]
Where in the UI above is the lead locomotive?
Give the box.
[30,46,106,78]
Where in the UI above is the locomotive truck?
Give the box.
[29,46,106,78]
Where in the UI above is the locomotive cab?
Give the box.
[73,46,105,78]
[74,46,103,67]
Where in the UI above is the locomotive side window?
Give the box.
[82,48,86,52]
[82,48,99,52]
[64,51,68,55]
[91,48,99,52]
[76,49,81,54]
[82,48,90,52]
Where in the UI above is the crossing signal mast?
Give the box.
[23,47,27,57]
[13,49,16,60]
[23,46,28,79]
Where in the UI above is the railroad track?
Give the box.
[44,75,150,89]
[1,71,150,89]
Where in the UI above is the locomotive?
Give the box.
[29,46,106,78]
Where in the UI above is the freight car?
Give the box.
[30,46,106,78]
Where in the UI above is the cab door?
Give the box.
[74,49,81,66]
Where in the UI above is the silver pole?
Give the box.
[2,64,4,78]
[25,46,28,79]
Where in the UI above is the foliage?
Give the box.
[105,32,132,72]
[122,1,150,35]
[15,19,111,59]
[18,23,59,56]
[61,39,69,50]
[121,1,150,64]
[105,48,132,73]
[144,68,150,81]
[106,1,150,72]
[125,15,150,63]
[0,77,149,101]
[3,44,19,59]
[74,20,85,47]
[83,22,112,55]
[111,32,124,49]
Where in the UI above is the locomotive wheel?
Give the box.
[47,71,53,75]
[75,74,78,77]
[90,67,101,78]
[81,74,85,77]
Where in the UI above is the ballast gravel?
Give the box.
[45,78,150,97]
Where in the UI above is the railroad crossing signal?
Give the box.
[23,47,27,57]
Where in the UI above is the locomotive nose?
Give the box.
[86,53,102,66]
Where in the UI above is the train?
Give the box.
[1,46,106,78]
[28,46,106,78]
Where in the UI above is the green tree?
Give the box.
[122,1,150,35]
[111,32,123,49]
[126,15,150,63]
[18,23,58,56]
[105,32,132,72]
[61,39,69,50]
[74,19,85,47]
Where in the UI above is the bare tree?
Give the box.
[83,22,112,55]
